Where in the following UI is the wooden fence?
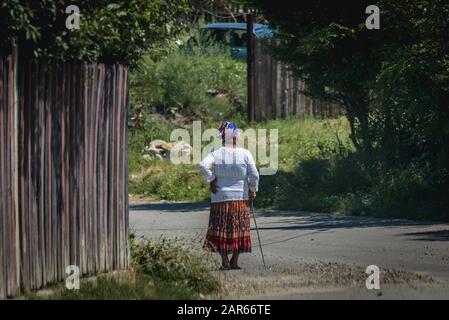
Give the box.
[0,53,19,299]
[254,39,343,121]
[0,52,129,298]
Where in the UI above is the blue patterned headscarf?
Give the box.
[218,121,239,140]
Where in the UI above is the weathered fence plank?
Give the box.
[0,54,129,298]
[0,53,20,298]
[254,39,343,121]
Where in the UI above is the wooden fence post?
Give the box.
[12,45,20,295]
[246,13,255,123]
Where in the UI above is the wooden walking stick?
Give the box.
[250,200,267,268]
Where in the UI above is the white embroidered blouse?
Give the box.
[198,146,259,203]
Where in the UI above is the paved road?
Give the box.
[130,202,449,299]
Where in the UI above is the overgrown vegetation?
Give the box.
[240,0,449,220]
[129,114,448,221]
[123,1,448,221]
[128,116,220,202]
[128,112,248,202]
[129,32,247,119]
[28,235,221,300]
[128,36,247,202]
[130,235,220,295]
[255,118,447,221]
[0,0,191,66]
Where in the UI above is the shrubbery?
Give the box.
[29,235,221,299]
[130,235,220,296]
[0,0,190,66]
[130,41,246,118]
[129,113,448,221]
[128,40,247,202]
[256,117,448,221]
[126,4,448,220]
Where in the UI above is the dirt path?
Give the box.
[130,201,449,299]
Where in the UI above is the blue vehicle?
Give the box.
[200,22,273,59]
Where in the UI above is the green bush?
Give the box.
[130,43,246,117]
[1,0,190,66]
[128,113,448,221]
[252,117,447,221]
[127,31,248,201]
[130,235,220,296]
[28,235,221,300]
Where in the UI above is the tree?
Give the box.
[0,0,191,67]
[241,1,379,151]
[242,0,449,160]
[371,1,449,166]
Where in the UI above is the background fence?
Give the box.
[254,39,344,121]
[0,52,129,298]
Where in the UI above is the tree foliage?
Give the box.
[0,0,191,67]
[245,0,448,156]
[244,0,449,218]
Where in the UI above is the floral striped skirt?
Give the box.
[204,200,251,254]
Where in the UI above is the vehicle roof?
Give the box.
[202,23,273,38]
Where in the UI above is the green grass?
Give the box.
[128,114,250,202]
[27,235,221,300]
[130,44,247,118]
[39,274,159,300]
[126,24,447,221]
[252,117,447,221]
[129,115,447,221]
[128,115,355,204]
[129,161,210,201]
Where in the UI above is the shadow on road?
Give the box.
[401,230,449,241]
[130,202,210,213]
[130,202,447,233]
[255,209,442,231]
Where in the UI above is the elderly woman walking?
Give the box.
[199,122,259,270]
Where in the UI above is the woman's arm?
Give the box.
[198,152,217,193]
[246,150,259,196]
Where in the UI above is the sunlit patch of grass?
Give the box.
[129,161,209,202]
